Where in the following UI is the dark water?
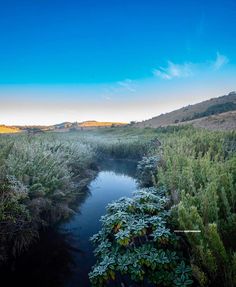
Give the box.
[1,159,138,287]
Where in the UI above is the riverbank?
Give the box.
[0,159,139,287]
[0,133,98,263]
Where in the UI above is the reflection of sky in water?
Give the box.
[61,169,138,287]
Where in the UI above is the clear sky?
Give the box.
[0,0,235,125]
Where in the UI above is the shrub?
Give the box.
[156,127,236,286]
[89,187,193,287]
[137,155,162,187]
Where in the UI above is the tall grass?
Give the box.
[0,128,156,263]
[155,128,236,286]
[0,133,96,262]
[76,127,159,160]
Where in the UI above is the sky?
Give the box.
[0,0,235,125]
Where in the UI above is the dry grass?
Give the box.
[0,125,20,134]
[79,121,127,127]
[135,92,236,131]
[188,110,236,130]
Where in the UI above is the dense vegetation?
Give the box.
[89,126,236,287]
[78,128,156,160]
[0,126,235,287]
[89,187,193,287]
[0,129,155,263]
[157,127,236,286]
[0,133,96,262]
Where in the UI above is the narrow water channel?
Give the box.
[1,159,138,287]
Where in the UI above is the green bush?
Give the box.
[89,187,193,287]
[156,128,236,286]
[137,155,162,187]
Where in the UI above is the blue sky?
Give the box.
[0,0,235,124]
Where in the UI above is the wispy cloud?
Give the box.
[153,52,229,80]
[153,61,193,80]
[117,79,137,92]
[213,52,229,70]
[102,79,137,99]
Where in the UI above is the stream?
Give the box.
[2,159,139,287]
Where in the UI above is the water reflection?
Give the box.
[0,228,78,287]
[98,158,138,177]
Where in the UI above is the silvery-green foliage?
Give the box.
[79,132,151,160]
[0,133,96,261]
[5,135,95,199]
[89,187,192,286]
[137,155,162,187]
[6,140,72,197]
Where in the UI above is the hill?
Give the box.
[135,91,236,130]
[79,121,127,127]
[53,121,127,130]
[182,110,236,130]
[0,125,20,134]
[0,121,128,134]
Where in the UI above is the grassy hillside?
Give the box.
[0,125,20,134]
[183,110,236,130]
[53,121,127,130]
[135,92,236,130]
[79,120,127,127]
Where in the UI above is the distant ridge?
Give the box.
[0,121,127,134]
[54,120,127,130]
[1,92,235,133]
[135,91,236,130]
[79,121,127,127]
[0,125,19,134]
